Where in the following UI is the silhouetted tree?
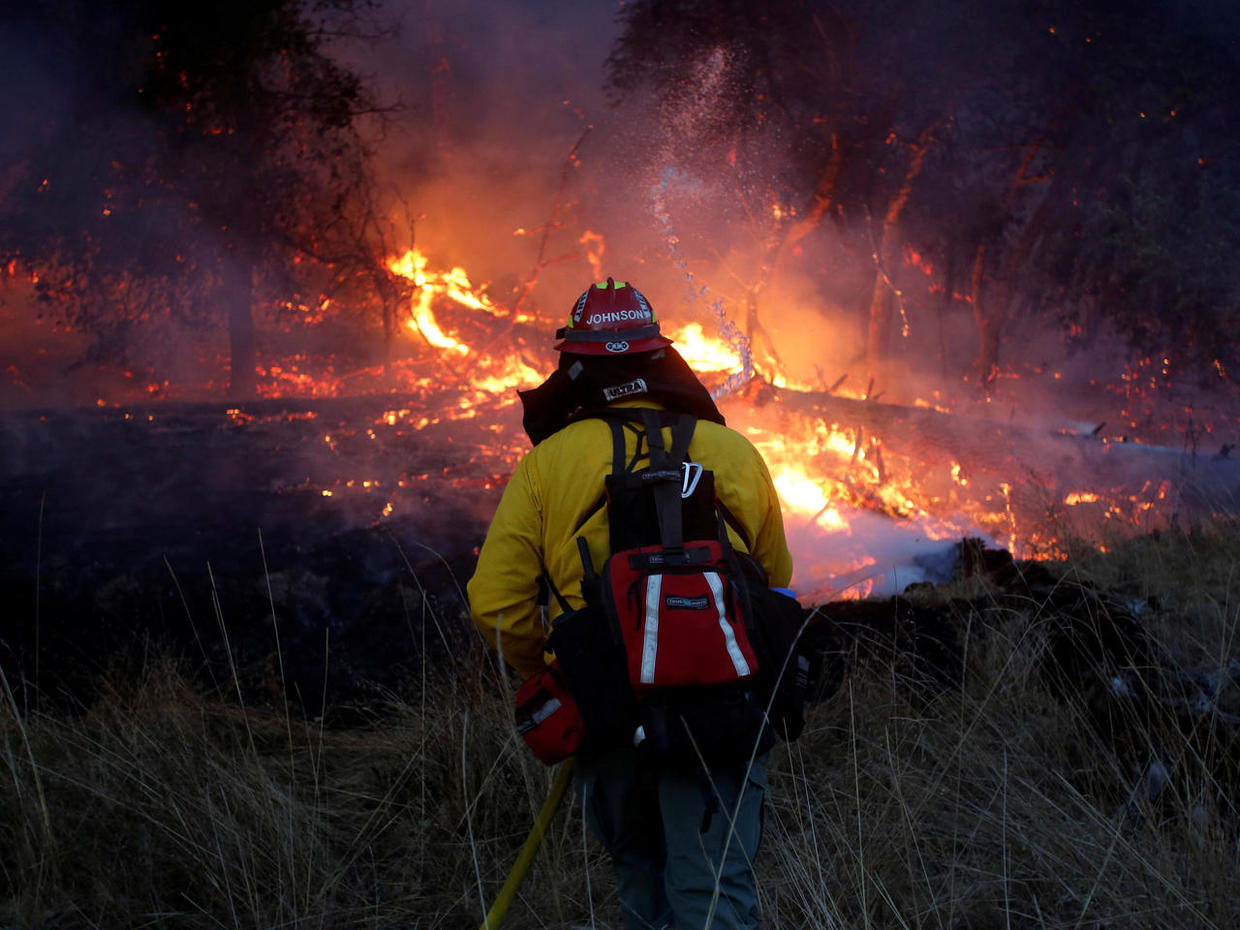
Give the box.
[0,0,386,397]
[607,0,1240,395]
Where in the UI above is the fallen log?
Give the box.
[760,382,1240,512]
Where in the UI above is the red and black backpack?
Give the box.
[521,408,811,766]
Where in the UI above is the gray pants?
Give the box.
[576,744,768,930]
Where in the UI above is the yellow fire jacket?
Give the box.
[467,403,794,679]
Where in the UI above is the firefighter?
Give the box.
[468,278,793,930]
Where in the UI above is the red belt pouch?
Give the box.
[514,664,584,765]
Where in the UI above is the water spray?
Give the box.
[650,170,754,400]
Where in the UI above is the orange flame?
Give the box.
[671,323,743,373]
[387,247,493,354]
[229,243,1187,589]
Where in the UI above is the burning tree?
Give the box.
[0,0,390,397]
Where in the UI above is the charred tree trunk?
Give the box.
[937,248,958,380]
[225,254,256,400]
[866,283,895,384]
[969,244,1001,389]
[865,129,933,387]
[776,135,845,266]
[373,266,400,385]
[744,284,784,378]
[736,136,845,382]
[967,143,1051,390]
[378,290,397,386]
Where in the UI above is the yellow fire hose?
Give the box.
[479,757,578,930]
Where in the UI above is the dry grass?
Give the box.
[3,523,1239,928]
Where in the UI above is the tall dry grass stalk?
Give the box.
[3,522,1238,928]
[0,642,607,929]
[760,521,1240,929]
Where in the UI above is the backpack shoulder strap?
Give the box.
[639,409,698,551]
[575,407,702,555]
[715,499,752,552]
[637,408,697,468]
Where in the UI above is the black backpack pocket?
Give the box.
[545,605,635,747]
[748,587,816,741]
[635,686,775,767]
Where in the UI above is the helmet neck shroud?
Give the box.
[518,348,726,446]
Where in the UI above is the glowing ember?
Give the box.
[1065,491,1101,505]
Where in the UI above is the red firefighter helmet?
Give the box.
[553,277,673,355]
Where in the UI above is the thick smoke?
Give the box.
[783,509,962,602]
